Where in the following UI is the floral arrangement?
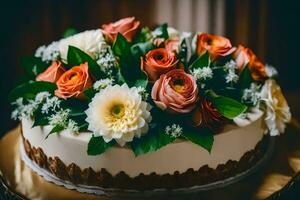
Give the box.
[10,17,291,156]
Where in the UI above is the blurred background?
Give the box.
[0,0,299,136]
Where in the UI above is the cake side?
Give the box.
[21,114,268,190]
[21,109,265,179]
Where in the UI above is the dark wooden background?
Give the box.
[0,0,299,136]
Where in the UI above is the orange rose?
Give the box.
[246,48,267,81]
[141,48,178,81]
[36,61,65,83]
[55,63,92,99]
[233,45,267,81]
[102,17,140,43]
[196,33,236,61]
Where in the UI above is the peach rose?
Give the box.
[164,39,180,53]
[36,61,65,83]
[142,48,178,81]
[151,69,198,113]
[55,63,93,99]
[102,17,140,43]
[233,45,267,81]
[196,33,236,61]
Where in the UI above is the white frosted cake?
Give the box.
[10,17,291,193]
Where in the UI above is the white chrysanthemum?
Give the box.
[260,79,291,136]
[192,67,213,81]
[165,124,183,138]
[85,84,152,146]
[59,29,105,62]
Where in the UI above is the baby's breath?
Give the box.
[165,124,183,138]
[93,78,114,91]
[191,67,213,81]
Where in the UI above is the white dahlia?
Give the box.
[260,79,291,136]
[59,29,105,62]
[85,84,152,146]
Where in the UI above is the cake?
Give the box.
[10,17,291,194]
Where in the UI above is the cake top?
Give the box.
[10,17,291,156]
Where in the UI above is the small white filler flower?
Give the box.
[85,84,152,146]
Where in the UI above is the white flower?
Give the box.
[11,98,39,120]
[95,43,118,75]
[224,60,237,71]
[85,84,152,146]
[233,107,263,127]
[93,78,114,91]
[48,109,70,128]
[35,92,51,103]
[192,67,213,81]
[136,86,149,100]
[260,79,291,136]
[41,96,61,114]
[66,119,79,133]
[59,29,105,62]
[224,60,239,83]
[225,70,239,83]
[242,83,262,105]
[165,124,183,138]
[265,64,278,78]
[35,41,60,62]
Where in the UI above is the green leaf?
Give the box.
[238,65,253,89]
[208,94,247,119]
[8,81,57,102]
[83,88,96,100]
[67,46,105,79]
[32,109,49,127]
[21,56,48,77]
[115,69,126,84]
[190,51,210,70]
[134,71,148,88]
[50,125,65,134]
[87,135,115,155]
[130,128,175,156]
[62,28,78,38]
[78,123,88,132]
[112,33,131,57]
[45,125,65,139]
[130,42,154,58]
[134,27,152,43]
[153,23,169,39]
[183,129,214,152]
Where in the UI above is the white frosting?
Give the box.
[21,110,265,177]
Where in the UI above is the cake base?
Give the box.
[20,135,274,198]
